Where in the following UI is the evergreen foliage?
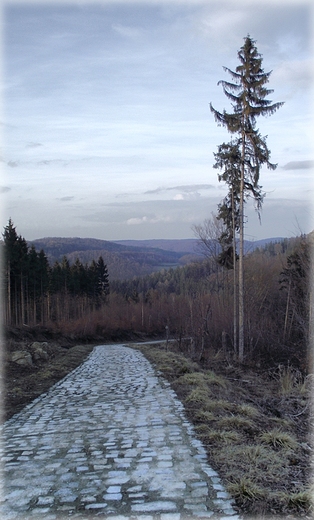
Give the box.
[2,220,110,326]
[210,35,284,361]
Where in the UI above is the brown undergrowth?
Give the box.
[133,341,313,520]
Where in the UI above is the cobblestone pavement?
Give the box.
[0,345,240,520]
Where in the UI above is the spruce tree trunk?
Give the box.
[7,260,11,326]
[238,132,245,363]
[232,188,237,355]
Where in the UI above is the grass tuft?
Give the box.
[227,477,267,502]
[185,388,211,407]
[236,403,259,417]
[202,398,235,413]
[276,364,310,396]
[204,370,228,388]
[194,410,215,423]
[259,429,298,450]
[177,370,228,389]
[216,415,256,432]
[279,490,314,512]
[197,427,242,445]
[176,372,209,387]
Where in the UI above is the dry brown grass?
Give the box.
[134,340,313,519]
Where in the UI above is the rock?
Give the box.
[32,348,49,361]
[33,348,49,361]
[30,342,49,361]
[30,342,42,350]
[11,351,33,367]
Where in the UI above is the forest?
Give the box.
[1,218,312,372]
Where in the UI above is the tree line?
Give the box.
[2,219,109,327]
[110,233,311,370]
[1,218,311,371]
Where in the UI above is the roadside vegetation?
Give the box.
[134,340,313,519]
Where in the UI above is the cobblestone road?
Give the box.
[0,344,240,520]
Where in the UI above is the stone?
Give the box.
[131,501,177,512]
[11,350,33,367]
[32,348,49,361]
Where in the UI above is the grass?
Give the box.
[277,364,308,396]
[226,477,267,502]
[184,387,212,406]
[236,403,260,417]
[199,398,235,413]
[204,369,228,388]
[197,426,243,445]
[133,341,312,519]
[216,415,257,433]
[283,489,314,511]
[259,428,298,450]
[176,370,228,389]
[194,410,215,423]
[176,372,209,387]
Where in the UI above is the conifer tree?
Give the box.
[210,35,283,361]
[96,256,110,298]
[2,219,29,325]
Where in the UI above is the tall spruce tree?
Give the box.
[2,219,29,325]
[213,140,241,351]
[210,35,283,362]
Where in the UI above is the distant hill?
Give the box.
[29,237,290,280]
[114,239,200,254]
[115,237,287,255]
[29,236,291,281]
[30,237,196,280]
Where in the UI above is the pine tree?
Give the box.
[96,256,110,299]
[2,219,29,325]
[210,35,284,362]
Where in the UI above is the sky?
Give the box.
[1,0,313,242]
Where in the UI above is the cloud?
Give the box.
[126,214,172,225]
[144,187,166,195]
[112,23,141,39]
[272,59,313,93]
[126,216,150,225]
[199,7,249,47]
[170,184,215,192]
[173,192,201,200]
[0,186,11,193]
[58,196,74,201]
[283,160,314,170]
[7,161,19,168]
[37,159,69,166]
[144,184,215,195]
[26,142,43,148]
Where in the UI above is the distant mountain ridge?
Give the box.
[30,236,196,280]
[114,237,287,254]
[30,236,288,280]
[114,239,200,254]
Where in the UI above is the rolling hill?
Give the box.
[30,237,197,280]
[30,236,288,280]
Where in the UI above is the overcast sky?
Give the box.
[1,0,313,241]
